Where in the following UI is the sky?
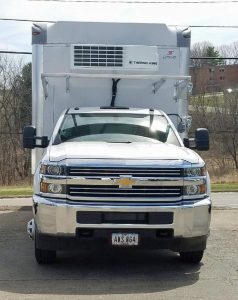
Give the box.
[0,0,238,61]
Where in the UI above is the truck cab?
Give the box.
[24,21,211,264]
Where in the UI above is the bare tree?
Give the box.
[190,89,238,171]
[0,55,31,184]
[190,42,221,94]
[211,91,238,169]
[218,42,238,65]
[190,41,215,67]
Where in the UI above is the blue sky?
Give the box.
[0,0,238,57]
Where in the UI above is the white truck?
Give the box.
[23,21,211,264]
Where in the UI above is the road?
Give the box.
[0,199,237,299]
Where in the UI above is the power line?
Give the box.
[1,18,238,28]
[191,57,238,59]
[0,51,32,55]
[190,25,238,28]
[28,0,238,4]
[0,18,55,23]
[1,50,238,60]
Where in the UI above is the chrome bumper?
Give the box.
[31,195,211,239]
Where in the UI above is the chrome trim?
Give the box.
[38,192,66,199]
[65,160,204,168]
[68,185,182,198]
[76,223,173,229]
[184,178,206,185]
[68,167,182,177]
[41,176,206,186]
[42,178,67,184]
[37,193,206,202]
[33,195,211,211]
[66,195,183,202]
[33,195,211,236]
[183,194,207,200]
[68,177,184,186]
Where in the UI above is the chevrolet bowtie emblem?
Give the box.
[115,177,136,189]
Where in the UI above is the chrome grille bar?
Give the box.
[68,167,182,178]
[68,185,182,198]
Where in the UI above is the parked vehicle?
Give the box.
[24,21,211,264]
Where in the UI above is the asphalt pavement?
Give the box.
[0,207,237,299]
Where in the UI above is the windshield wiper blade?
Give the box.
[106,141,132,144]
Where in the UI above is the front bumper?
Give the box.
[31,195,211,251]
[35,229,208,252]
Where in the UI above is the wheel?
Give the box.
[35,246,56,264]
[179,250,204,264]
[35,242,56,264]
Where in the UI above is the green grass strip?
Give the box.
[0,186,33,197]
[211,183,238,192]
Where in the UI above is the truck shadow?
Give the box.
[0,208,201,296]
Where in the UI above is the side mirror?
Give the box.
[41,136,49,148]
[23,125,49,149]
[23,126,36,149]
[195,128,209,151]
[183,128,209,151]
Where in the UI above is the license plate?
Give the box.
[111,233,139,246]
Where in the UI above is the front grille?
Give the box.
[73,45,123,67]
[68,167,182,178]
[68,185,182,198]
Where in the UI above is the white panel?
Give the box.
[124,46,158,70]
[47,22,177,46]
[42,77,180,133]
[44,45,181,76]
[71,44,159,71]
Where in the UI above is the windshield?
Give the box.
[53,113,181,146]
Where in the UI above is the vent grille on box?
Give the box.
[74,45,123,67]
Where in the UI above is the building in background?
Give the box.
[190,64,238,95]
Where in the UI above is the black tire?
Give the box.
[179,250,204,264]
[35,244,56,264]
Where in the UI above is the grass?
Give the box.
[211,183,238,192]
[0,183,238,198]
[0,186,33,197]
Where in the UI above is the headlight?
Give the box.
[40,182,66,194]
[184,184,206,196]
[48,183,63,193]
[40,164,65,175]
[184,166,206,177]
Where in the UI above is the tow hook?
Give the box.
[27,219,35,240]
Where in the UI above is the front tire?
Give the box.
[179,250,204,264]
[35,241,56,264]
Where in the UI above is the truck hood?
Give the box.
[48,142,201,164]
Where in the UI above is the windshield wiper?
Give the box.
[106,141,132,144]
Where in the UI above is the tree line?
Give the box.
[0,55,31,184]
[191,41,238,66]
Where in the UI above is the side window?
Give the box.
[166,130,180,146]
[61,115,75,130]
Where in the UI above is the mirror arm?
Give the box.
[183,138,196,149]
[35,136,49,148]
